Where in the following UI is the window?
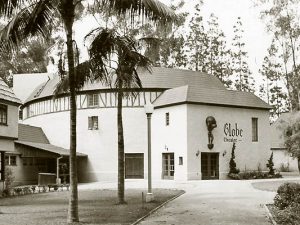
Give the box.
[88,116,98,130]
[87,94,99,107]
[179,157,183,165]
[252,118,258,142]
[0,152,4,181]
[0,104,7,125]
[166,112,169,126]
[5,155,17,166]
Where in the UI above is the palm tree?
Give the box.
[0,0,176,222]
[87,28,152,203]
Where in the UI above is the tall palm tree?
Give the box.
[0,0,176,222]
[87,28,152,203]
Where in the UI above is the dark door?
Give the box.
[201,153,219,180]
[125,153,144,179]
[162,153,174,180]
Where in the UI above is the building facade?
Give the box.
[15,67,272,182]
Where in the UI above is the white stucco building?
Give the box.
[14,67,272,182]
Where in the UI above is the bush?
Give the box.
[276,203,300,225]
[280,163,290,172]
[1,167,14,197]
[228,170,282,180]
[229,143,240,174]
[274,182,300,210]
[266,152,275,175]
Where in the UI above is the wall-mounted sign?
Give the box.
[223,123,243,143]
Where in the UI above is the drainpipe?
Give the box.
[56,156,63,184]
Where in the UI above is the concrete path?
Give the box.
[79,179,280,225]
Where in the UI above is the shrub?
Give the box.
[229,143,240,174]
[276,203,300,225]
[280,163,290,172]
[1,167,14,197]
[274,182,300,210]
[266,152,275,175]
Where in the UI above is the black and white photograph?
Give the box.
[0,0,300,224]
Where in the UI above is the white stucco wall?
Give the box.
[272,150,298,172]
[23,107,149,182]
[187,104,271,179]
[0,103,19,139]
[151,105,188,181]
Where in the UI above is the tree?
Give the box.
[258,0,300,110]
[259,40,289,120]
[185,3,209,72]
[206,13,232,87]
[231,17,255,92]
[86,28,152,204]
[279,112,300,172]
[0,0,176,222]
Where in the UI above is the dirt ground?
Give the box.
[0,189,183,225]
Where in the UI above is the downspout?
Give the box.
[56,156,63,184]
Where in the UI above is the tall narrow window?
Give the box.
[252,118,258,142]
[166,112,169,126]
[87,94,99,107]
[88,116,99,130]
[0,104,7,125]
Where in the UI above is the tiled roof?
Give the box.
[15,140,87,157]
[18,124,50,144]
[0,78,22,105]
[24,67,226,103]
[154,85,271,109]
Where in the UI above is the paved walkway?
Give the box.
[79,178,295,225]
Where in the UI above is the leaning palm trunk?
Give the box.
[117,80,126,204]
[62,0,79,222]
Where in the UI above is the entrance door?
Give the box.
[201,153,219,180]
[125,153,144,179]
[162,153,174,180]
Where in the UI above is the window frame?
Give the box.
[87,94,99,107]
[88,116,99,130]
[0,104,8,125]
[252,117,258,142]
[5,155,17,166]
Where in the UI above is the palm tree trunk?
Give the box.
[62,0,79,222]
[117,81,126,204]
[298,157,300,174]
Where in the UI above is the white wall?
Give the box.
[187,104,271,179]
[0,103,19,139]
[152,105,188,181]
[272,150,298,172]
[23,107,149,182]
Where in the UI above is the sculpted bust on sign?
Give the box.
[206,116,217,149]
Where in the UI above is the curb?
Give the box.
[131,190,185,225]
[264,204,277,225]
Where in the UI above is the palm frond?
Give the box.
[0,0,55,51]
[0,0,24,17]
[99,0,177,24]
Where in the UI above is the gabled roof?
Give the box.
[0,78,21,105]
[18,124,50,144]
[23,67,227,104]
[154,85,271,110]
[17,123,87,157]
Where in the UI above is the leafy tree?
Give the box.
[0,0,175,222]
[185,3,209,72]
[259,40,289,120]
[258,0,300,110]
[231,17,255,92]
[206,13,232,87]
[279,112,300,172]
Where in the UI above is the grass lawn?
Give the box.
[0,188,183,225]
[251,179,300,192]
